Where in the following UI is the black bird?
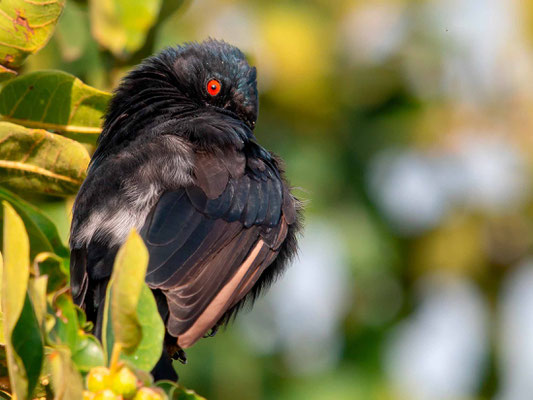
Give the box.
[69,39,302,379]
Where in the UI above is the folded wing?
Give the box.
[140,149,296,348]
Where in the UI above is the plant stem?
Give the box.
[110,343,122,372]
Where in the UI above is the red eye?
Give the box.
[206,79,221,96]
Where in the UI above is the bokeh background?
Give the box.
[23,0,533,399]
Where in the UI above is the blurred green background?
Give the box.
[22,0,533,399]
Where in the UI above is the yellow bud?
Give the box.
[111,367,138,399]
[83,390,96,400]
[87,367,112,392]
[94,389,119,400]
[133,387,164,400]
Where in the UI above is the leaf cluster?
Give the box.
[0,1,204,399]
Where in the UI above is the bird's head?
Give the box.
[170,39,258,129]
[96,39,259,159]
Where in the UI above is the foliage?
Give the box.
[0,0,65,73]
[0,203,204,399]
[102,231,165,372]
[0,71,110,143]
[0,0,205,399]
[90,0,162,58]
[0,122,89,196]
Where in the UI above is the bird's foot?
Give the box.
[171,349,188,365]
[203,326,219,338]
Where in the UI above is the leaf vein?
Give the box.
[19,135,45,163]
[68,93,91,123]
[23,0,61,5]
[40,81,62,122]
[0,40,34,52]
[0,9,15,23]
[0,116,102,134]
[7,85,32,117]
[0,159,81,184]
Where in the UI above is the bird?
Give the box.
[69,39,302,380]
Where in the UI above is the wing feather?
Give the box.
[140,151,295,347]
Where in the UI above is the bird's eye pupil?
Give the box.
[207,79,221,96]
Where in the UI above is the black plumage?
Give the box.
[69,39,302,379]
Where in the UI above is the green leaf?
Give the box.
[0,66,16,84]
[47,347,84,400]
[71,334,105,373]
[55,1,90,63]
[74,303,93,333]
[27,275,47,326]
[102,230,164,370]
[0,348,8,388]
[0,0,65,69]
[155,381,206,400]
[159,0,191,22]
[122,285,164,370]
[33,252,67,293]
[90,0,163,58]
[1,201,30,399]
[1,206,44,399]
[105,285,165,371]
[0,187,69,258]
[49,293,79,352]
[0,254,3,345]
[111,229,149,352]
[0,122,90,196]
[48,293,79,345]
[11,294,44,398]
[0,70,111,143]
[49,293,104,374]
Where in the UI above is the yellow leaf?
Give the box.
[2,201,30,399]
[47,347,84,400]
[0,0,65,69]
[0,122,90,196]
[90,0,162,58]
[110,229,149,353]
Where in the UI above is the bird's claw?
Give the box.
[171,349,187,365]
[203,326,219,338]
